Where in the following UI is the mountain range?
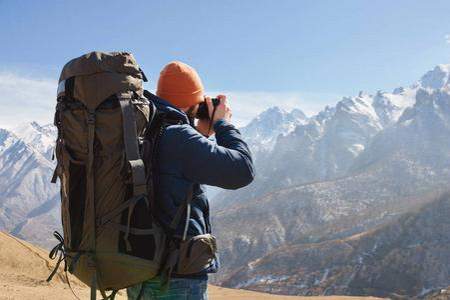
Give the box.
[1,64,450,298]
[210,64,450,298]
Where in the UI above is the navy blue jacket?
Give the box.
[152,98,254,276]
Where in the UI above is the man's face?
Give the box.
[180,103,214,137]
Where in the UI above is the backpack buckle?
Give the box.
[87,112,96,125]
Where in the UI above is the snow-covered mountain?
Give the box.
[353,87,450,173]
[0,126,59,248]
[239,106,308,158]
[11,121,57,160]
[213,85,416,210]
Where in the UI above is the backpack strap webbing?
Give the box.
[118,92,147,197]
[86,108,101,300]
[169,185,194,241]
[160,185,194,289]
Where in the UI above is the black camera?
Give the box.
[196,98,220,119]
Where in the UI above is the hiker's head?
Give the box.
[157,60,233,137]
[156,61,204,114]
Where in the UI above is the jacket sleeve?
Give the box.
[176,119,255,189]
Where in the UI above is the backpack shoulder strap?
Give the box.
[117,91,147,197]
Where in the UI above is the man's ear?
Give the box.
[184,104,198,118]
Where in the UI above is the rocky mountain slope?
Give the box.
[221,193,450,299]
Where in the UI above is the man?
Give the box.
[127,61,254,300]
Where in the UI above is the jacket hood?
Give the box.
[146,91,191,124]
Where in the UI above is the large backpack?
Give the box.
[48,51,168,299]
[48,51,217,299]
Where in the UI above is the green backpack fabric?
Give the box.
[48,51,166,299]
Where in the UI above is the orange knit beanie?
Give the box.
[156,61,204,108]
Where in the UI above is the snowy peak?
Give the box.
[324,87,416,131]
[399,88,450,129]
[372,90,416,126]
[325,93,383,140]
[0,128,53,174]
[0,129,19,153]
[245,106,307,130]
[289,108,307,120]
[240,106,308,153]
[352,87,450,174]
[419,64,450,90]
[11,122,56,161]
[337,93,379,123]
[0,129,47,169]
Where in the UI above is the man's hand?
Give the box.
[207,95,232,124]
[196,95,232,137]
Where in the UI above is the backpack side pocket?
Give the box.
[176,234,217,275]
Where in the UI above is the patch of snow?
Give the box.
[235,275,289,289]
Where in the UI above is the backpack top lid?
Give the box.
[58,51,145,110]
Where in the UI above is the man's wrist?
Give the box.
[213,118,227,128]
[213,119,234,133]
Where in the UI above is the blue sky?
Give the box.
[1,0,450,127]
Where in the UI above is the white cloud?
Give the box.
[0,72,341,129]
[446,34,450,44]
[0,72,56,128]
